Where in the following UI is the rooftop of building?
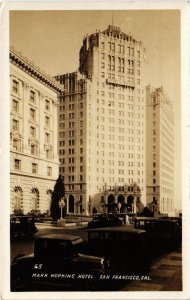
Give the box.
[10,47,65,94]
[84,25,143,45]
[102,24,143,44]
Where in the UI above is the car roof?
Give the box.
[86,226,146,234]
[36,234,82,241]
[134,217,176,223]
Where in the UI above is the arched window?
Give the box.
[13,186,23,211]
[31,187,39,210]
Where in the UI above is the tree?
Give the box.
[50,175,66,221]
[142,206,154,217]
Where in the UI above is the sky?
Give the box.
[10,10,181,209]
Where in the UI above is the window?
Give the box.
[32,163,37,174]
[101,42,105,49]
[45,133,50,144]
[14,159,21,170]
[30,126,36,138]
[31,144,37,155]
[108,56,115,71]
[13,80,19,93]
[45,116,50,128]
[47,166,52,176]
[118,58,124,73]
[45,99,50,110]
[30,90,36,103]
[12,119,19,131]
[46,149,51,159]
[12,99,19,112]
[30,108,36,120]
[13,139,20,151]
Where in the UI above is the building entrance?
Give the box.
[107,194,115,213]
[127,195,134,212]
[68,195,75,213]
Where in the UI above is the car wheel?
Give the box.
[11,270,29,291]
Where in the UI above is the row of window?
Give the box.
[107,57,140,74]
[12,80,51,109]
[101,72,141,84]
[60,111,83,120]
[14,159,52,176]
[101,177,144,184]
[12,139,52,159]
[101,42,141,58]
[12,113,51,132]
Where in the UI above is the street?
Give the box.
[11,223,182,291]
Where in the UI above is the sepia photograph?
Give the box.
[1,1,190,300]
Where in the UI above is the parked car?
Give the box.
[10,216,38,238]
[85,226,149,273]
[11,234,107,291]
[134,217,180,250]
[88,213,123,228]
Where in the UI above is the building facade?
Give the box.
[10,48,64,214]
[56,25,146,215]
[146,85,174,215]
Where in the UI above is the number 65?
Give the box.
[34,264,42,269]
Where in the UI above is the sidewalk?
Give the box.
[121,248,182,291]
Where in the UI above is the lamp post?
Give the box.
[80,199,83,228]
[59,198,65,220]
[118,202,121,214]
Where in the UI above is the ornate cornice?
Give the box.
[10,47,64,94]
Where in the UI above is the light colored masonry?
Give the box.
[55,25,147,215]
[146,85,174,215]
[10,48,64,214]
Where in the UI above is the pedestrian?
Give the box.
[92,207,97,215]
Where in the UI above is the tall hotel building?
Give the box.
[146,85,174,215]
[56,25,146,215]
[10,48,64,214]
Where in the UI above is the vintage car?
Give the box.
[11,234,108,291]
[10,216,38,238]
[134,217,180,250]
[88,213,123,228]
[85,226,149,273]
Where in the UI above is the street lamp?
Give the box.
[59,197,65,220]
[80,199,83,228]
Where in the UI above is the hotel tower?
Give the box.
[56,25,146,215]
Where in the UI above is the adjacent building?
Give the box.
[146,85,174,215]
[56,25,146,215]
[10,48,64,214]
